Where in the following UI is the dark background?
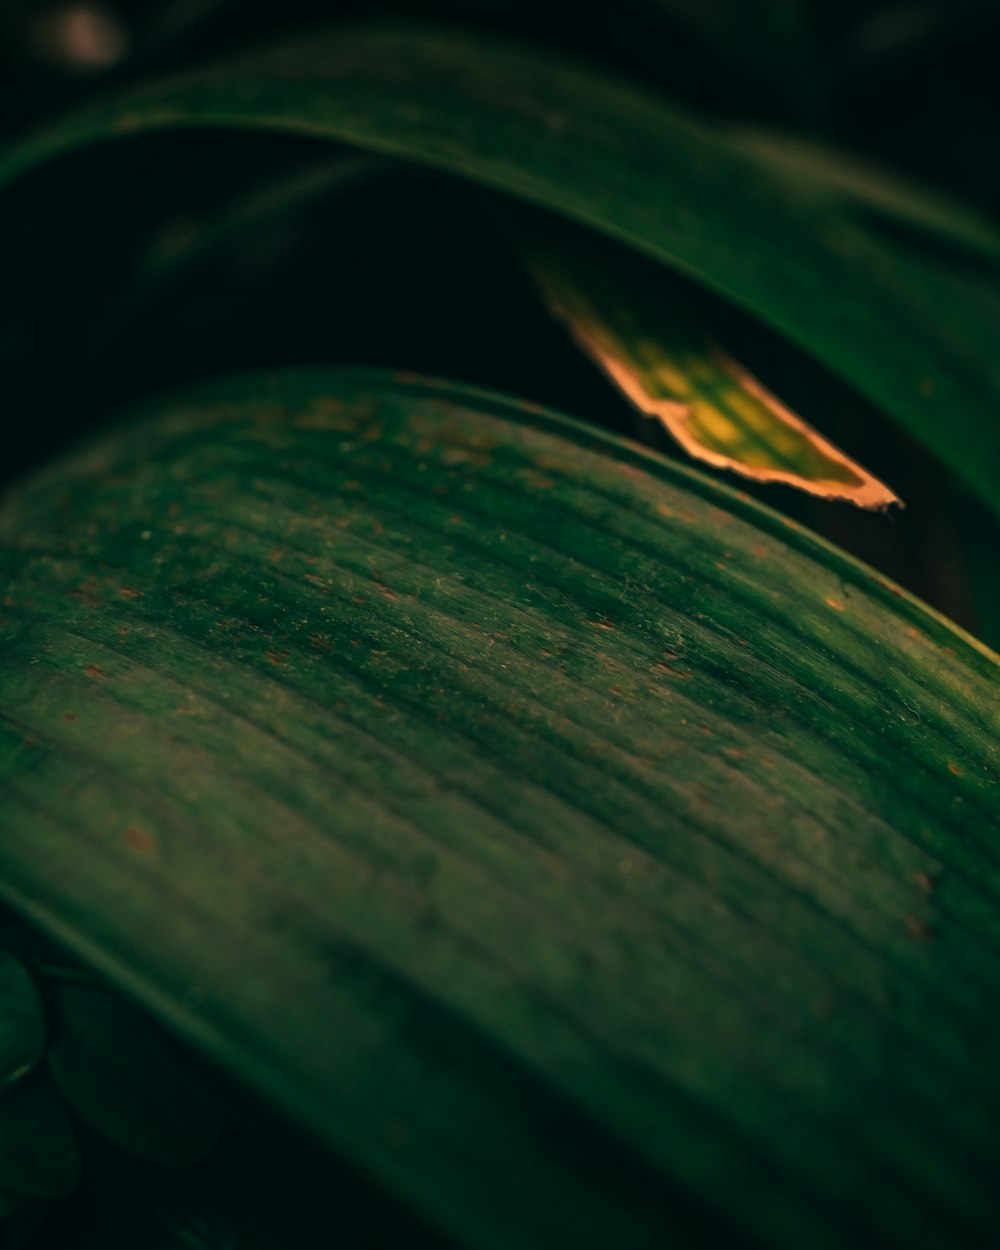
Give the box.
[1,0,998,635]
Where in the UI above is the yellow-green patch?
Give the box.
[515,217,900,508]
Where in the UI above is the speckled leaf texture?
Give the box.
[1,371,998,1250]
[1,24,999,515]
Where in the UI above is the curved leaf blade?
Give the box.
[1,24,999,513]
[0,371,998,1249]
[511,213,900,507]
[728,126,1000,262]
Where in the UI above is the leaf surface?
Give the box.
[0,25,999,514]
[728,126,1000,262]
[0,371,998,1249]
[511,214,900,506]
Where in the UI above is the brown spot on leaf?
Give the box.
[71,584,102,607]
[62,712,77,723]
[947,761,964,777]
[116,586,141,599]
[906,916,933,941]
[84,665,105,679]
[441,446,493,468]
[824,597,845,612]
[520,469,555,491]
[124,826,155,855]
[654,659,690,679]
[266,651,289,666]
[294,399,352,431]
[914,871,936,895]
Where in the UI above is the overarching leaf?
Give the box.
[0,25,999,515]
[0,371,998,1250]
[728,126,1000,262]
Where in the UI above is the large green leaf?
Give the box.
[727,125,1000,262]
[1,24,999,515]
[1,370,998,1249]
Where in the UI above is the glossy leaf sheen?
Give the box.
[0,951,46,1087]
[46,984,225,1169]
[514,216,899,506]
[0,372,999,1250]
[728,126,1000,261]
[0,25,999,514]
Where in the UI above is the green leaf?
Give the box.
[728,125,1000,262]
[0,951,46,1088]
[46,984,225,1169]
[1,370,998,1249]
[0,1075,83,1200]
[0,923,96,987]
[0,24,999,515]
[508,211,900,507]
